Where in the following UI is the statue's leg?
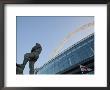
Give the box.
[29,61,35,74]
[22,53,30,70]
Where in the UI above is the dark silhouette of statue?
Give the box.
[16,63,23,74]
[16,43,42,74]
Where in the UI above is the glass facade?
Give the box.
[36,34,94,74]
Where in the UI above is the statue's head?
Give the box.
[35,43,42,54]
[36,43,42,50]
[36,43,41,46]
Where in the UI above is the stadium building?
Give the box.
[35,33,94,74]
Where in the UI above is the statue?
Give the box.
[16,43,42,74]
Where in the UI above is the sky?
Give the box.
[16,16,94,74]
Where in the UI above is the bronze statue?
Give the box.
[16,43,42,74]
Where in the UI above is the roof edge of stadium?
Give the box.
[38,33,94,69]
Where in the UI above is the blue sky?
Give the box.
[16,16,94,74]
